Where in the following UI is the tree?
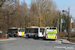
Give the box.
[0,0,15,32]
[30,0,57,27]
[62,13,68,31]
[0,0,6,7]
[0,0,58,33]
[0,0,28,32]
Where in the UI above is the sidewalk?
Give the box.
[0,38,16,41]
[58,39,75,44]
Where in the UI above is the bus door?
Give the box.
[39,28,44,37]
[34,28,38,38]
[46,27,57,39]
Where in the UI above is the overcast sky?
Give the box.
[20,0,75,17]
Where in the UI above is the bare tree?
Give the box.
[30,0,57,27]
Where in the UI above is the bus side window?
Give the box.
[16,31,17,33]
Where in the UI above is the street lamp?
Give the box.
[62,7,70,40]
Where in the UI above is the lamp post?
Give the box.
[62,7,70,40]
[7,11,9,31]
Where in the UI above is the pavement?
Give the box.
[0,37,75,45]
[58,39,75,44]
[0,37,75,50]
[0,38,16,41]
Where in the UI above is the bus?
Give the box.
[26,26,45,38]
[17,28,25,37]
[8,27,18,37]
[8,27,25,37]
[43,27,57,40]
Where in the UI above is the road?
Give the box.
[0,37,75,50]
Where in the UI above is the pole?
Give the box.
[61,19,62,32]
[39,18,40,27]
[60,18,62,32]
[25,15,26,29]
[7,11,9,30]
[70,18,72,31]
[67,7,70,40]
[58,11,59,32]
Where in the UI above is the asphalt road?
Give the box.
[0,37,75,50]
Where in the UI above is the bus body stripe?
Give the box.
[47,33,57,34]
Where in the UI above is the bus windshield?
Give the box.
[8,29,17,33]
[18,29,25,32]
[26,28,38,33]
[46,27,57,33]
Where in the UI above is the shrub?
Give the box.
[0,33,7,38]
[69,32,75,37]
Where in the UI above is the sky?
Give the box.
[20,0,75,17]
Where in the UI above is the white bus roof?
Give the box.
[8,27,18,29]
[18,28,25,29]
[26,27,39,29]
[46,27,56,28]
[26,26,45,29]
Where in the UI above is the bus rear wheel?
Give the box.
[28,35,30,38]
[14,34,17,37]
[43,36,46,40]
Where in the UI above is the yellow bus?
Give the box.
[43,27,57,40]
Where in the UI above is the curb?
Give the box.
[57,39,75,45]
[0,38,16,41]
[61,41,75,45]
